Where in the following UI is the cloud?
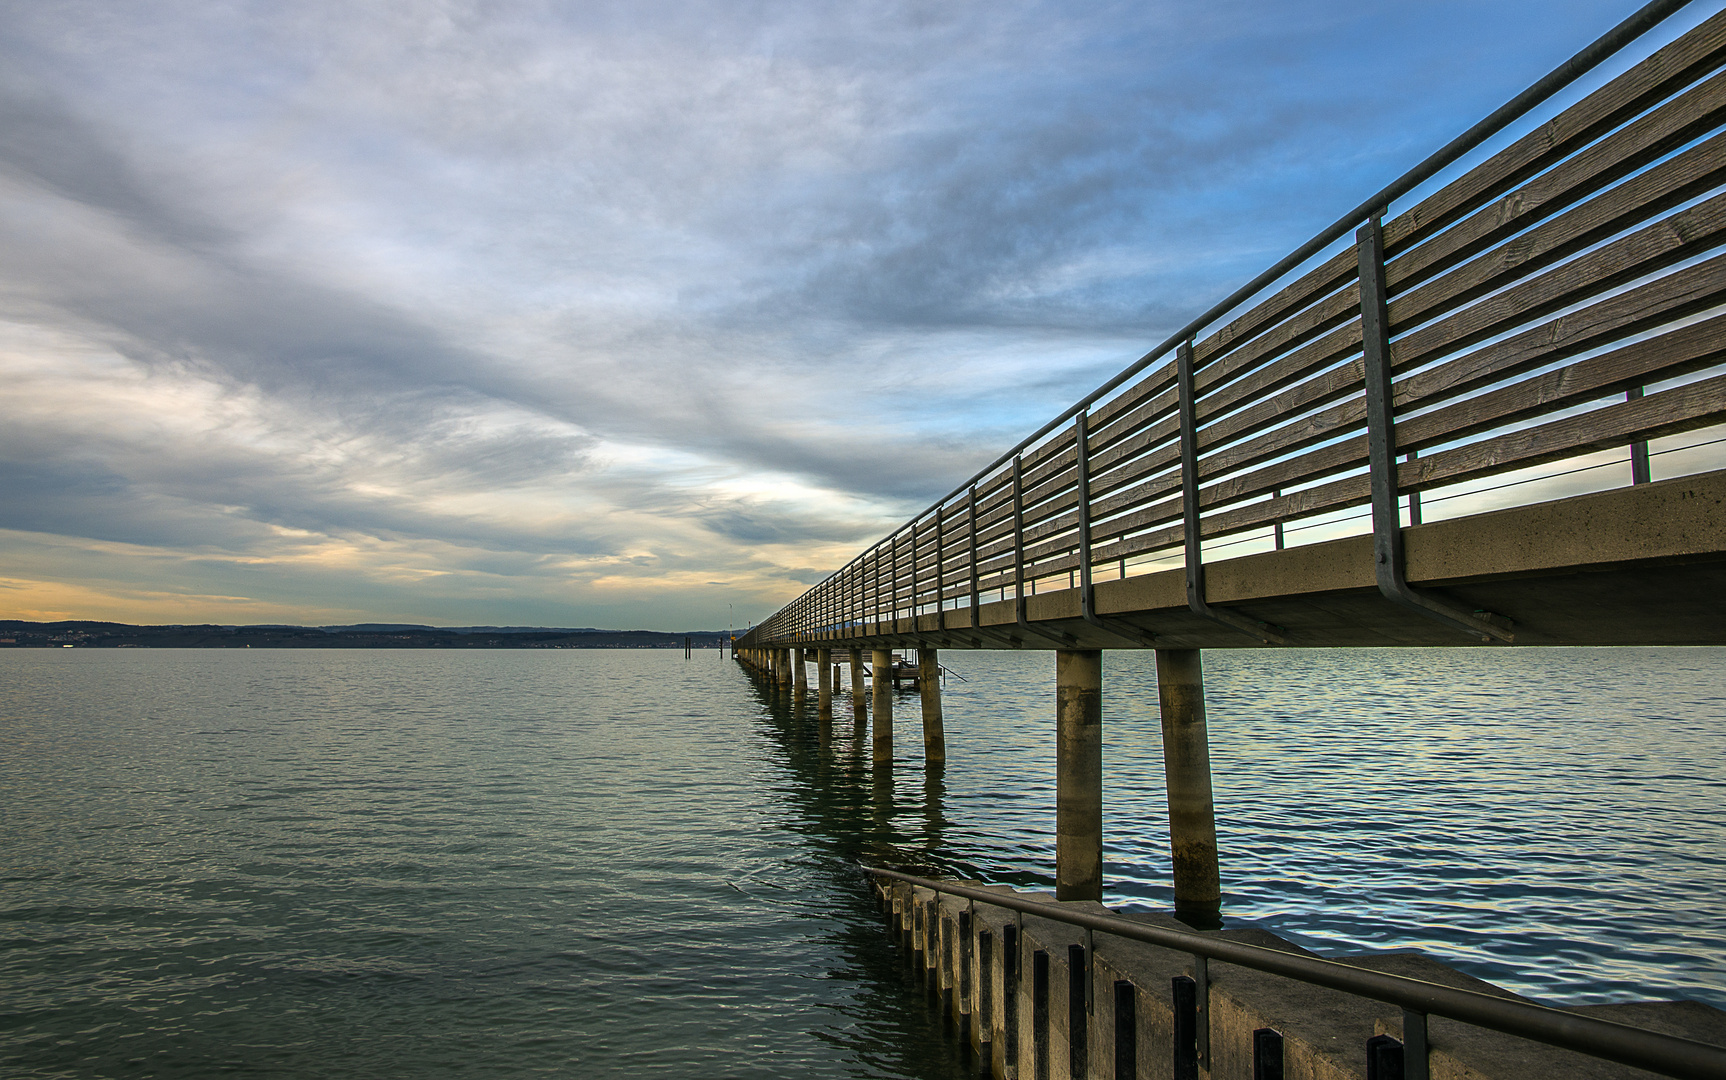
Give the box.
[0,0,1658,628]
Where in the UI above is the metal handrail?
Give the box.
[866,867,1726,1080]
[876,0,1696,541]
[741,0,1701,646]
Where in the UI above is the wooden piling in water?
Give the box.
[1055,649,1103,902]
[871,649,893,764]
[850,648,867,719]
[918,648,945,766]
[1156,648,1221,929]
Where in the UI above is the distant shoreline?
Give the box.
[0,620,730,650]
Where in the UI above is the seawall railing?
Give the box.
[742,0,1726,650]
[870,868,1726,1080]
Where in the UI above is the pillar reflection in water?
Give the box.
[921,761,947,857]
[849,647,868,732]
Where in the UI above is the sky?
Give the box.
[0,0,1705,631]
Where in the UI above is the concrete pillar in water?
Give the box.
[1155,648,1221,929]
[1055,650,1103,902]
[793,647,808,693]
[816,648,833,717]
[849,648,868,718]
[777,649,792,688]
[918,648,945,766]
[871,649,894,764]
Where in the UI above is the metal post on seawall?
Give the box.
[1254,1027,1285,1079]
[866,866,1726,1080]
[871,648,893,764]
[918,647,945,766]
[1056,649,1103,902]
[1155,648,1221,929]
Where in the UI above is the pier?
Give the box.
[737,2,1726,1076]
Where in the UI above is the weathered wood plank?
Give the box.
[1386,8,1726,253]
[1399,316,1726,458]
[1184,246,1726,494]
[1179,17,1726,410]
[1087,373,1179,464]
[1390,189,1726,374]
[1396,253,1726,413]
[1392,134,1726,339]
[1407,371,1726,490]
[1101,366,1726,559]
[1188,179,1726,446]
[1389,72,1726,293]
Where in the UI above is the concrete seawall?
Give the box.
[873,876,1726,1080]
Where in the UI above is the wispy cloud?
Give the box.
[0,0,1658,628]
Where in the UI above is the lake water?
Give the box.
[1,647,1722,1078]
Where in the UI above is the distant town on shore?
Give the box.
[0,621,731,650]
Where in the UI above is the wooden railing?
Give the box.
[744,1,1726,649]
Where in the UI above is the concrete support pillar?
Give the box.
[918,648,945,766]
[849,648,868,718]
[816,648,833,717]
[793,647,808,693]
[776,649,792,687]
[1155,648,1221,929]
[1055,650,1103,902]
[871,648,894,764]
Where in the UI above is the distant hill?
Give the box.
[316,623,608,634]
[0,621,733,650]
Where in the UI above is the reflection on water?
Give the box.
[0,650,976,1080]
[838,647,1726,1009]
[2,646,1721,1080]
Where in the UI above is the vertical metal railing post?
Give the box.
[1629,386,1652,483]
[1359,212,1510,643]
[1076,412,1094,621]
[1011,455,1073,646]
[1177,339,1283,644]
[868,546,878,633]
[968,485,981,631]
[910,521,920,624]
[1404,1009,1431,1080]
[1012,456,1026,622]
[1075,407,1156,646]
[1406,452,1423,527]
[1172,975,1198,1080]
[890,532,900,628]
[935,505,946,629]
[1194,953,1210,1070]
